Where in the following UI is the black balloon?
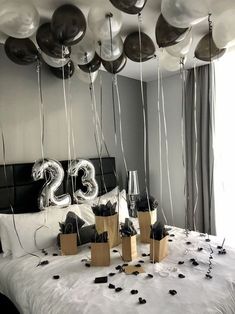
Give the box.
[195,32,226,62]
[36,23,70,59]
[109,0,147,15]
[155,14,189,48]
[79,53,101,73]
[102,53,127,74]
[49,60,75,79]
[4,37,38,65]
[124,31,155,62]
[51,4,86,46]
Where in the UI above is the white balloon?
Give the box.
[166,29,193,57]
[88,4,122,40]
[160,50,184,72]
[71,35,95,65]
[0,0,40,38]
[41,52,69,68]
[161,0,208,28]
[95,35,123,61]
[213,9,235,49]
[75,66,98,84]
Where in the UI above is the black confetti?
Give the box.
[38,260,49,266]
[135,264,141,267]
[147,253,150,256]
[218,249,227,255]
[81,259,87,262]
[138,260,145,263]
[113,249,119,253]
[147,274,153,278]
[132,271,139,276]
[197,247,203,251]
[131,290,138,294]
[109,284,115,289]
[178,274,185,279]
[192,261,199,266]
[142,253,147,257]
[109,273,116,277]
[115,287,123,292]
[190,258,195,262]
[205,274,213,279]
[170,234,175,237]
[53,253,58,256]
[168,239,173,242]
[122,263,128,267]
[85,263,91,267]
[150,260,156,264]
[169,290,177,296]
[178,261,184,265]
[115,265,122,270]
[53,275,60,280]
[217,245,222,249]
[139,297,146,304]
[205,238,211,242]
[186,241,191,245]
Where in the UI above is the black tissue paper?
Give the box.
[120,218,137,237]
[150,221,168,240]
[92,201,117,216]
[91,229,108,243]
[136,194,158,212]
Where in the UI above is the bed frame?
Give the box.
[0,157,116,214]
[0,157,116,313]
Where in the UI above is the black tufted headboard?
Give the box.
[0,157,116,214]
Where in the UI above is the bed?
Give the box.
[0,158,235,314]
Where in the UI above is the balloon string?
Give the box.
[88,73,109,194]
[138,13,151,212]
[61,47,74,198]
[67,62,77,195]
[36,60,45,161]
[113,75,128,175]
[180,59,188,235]
[160,71,174,226]
[157,57,168,225]
[193,62,199,231]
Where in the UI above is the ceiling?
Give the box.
[1,0,235,81]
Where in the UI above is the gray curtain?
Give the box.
[185,64,215,235]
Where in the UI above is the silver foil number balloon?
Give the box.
[32,158,71,210]
[68,159,98,203]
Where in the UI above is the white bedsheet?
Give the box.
[0,227,235,314]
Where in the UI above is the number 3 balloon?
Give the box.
[68,159,98,203]
[32,158,71,210]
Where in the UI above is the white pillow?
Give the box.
[0,214,12,257]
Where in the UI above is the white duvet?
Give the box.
[0,227,235,314]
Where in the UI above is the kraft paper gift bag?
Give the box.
[91,230,110,266]
[150,236,168,262]
[60,233,78,256]
[137,210,156,243]
[95,213,121,248]
[150,221,168,262]
[122,235,138,262]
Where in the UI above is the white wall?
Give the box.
[0,45,145,191]
[147,74,185,228]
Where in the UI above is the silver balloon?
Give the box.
[160,49,184,72]
[161,0,208,28]
[70,34,96,65]
[68,159,98,203]
[88,4,122,40]
[75,66,98,83]
[0,0,40,38]
[213,9,235,49]
[32,158,71,210]
[95,35,123,61]
[41,52,69,68]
